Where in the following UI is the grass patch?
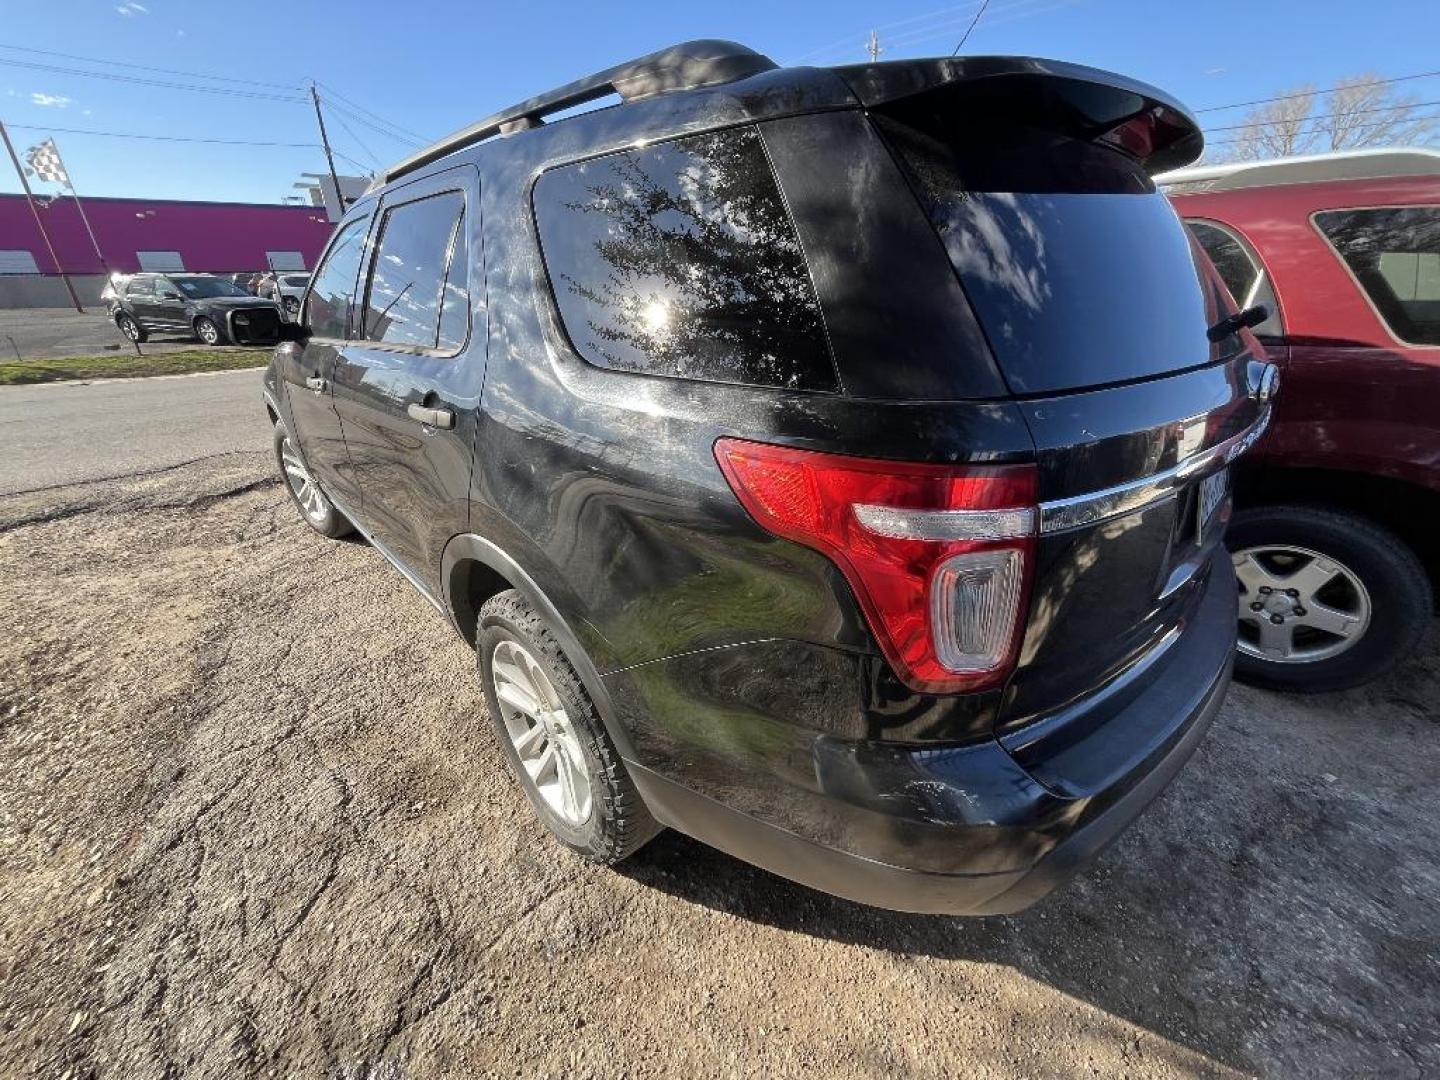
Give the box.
[0,348,269,386]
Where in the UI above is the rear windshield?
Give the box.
[875,83,1229,395]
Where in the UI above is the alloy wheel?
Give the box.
[490,639,592,825]
[1233,544,1372,664]
[279,436,329,525]
[196,319,220,345]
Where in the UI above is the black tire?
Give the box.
[1227,505,1432,693]
[116,312,147,343]
[194,316,225,346]
[271,421,353,539]
[477,590,660,863]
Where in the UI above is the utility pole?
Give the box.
[0,119,82,312]
[866,29,883,62]
[309,83,345,222]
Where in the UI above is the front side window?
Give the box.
[532,126,835,391]
[304,214,372,340]
[1315,207,1440,346]
[1187,221,1282,337]
[126,277,155,297]
[362,190,468,351]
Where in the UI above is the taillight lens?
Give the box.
[714,438,1037,695]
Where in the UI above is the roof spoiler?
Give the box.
[380,40,776,186]
[833,56,1204,176]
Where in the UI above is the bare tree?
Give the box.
[1321,74,1438,150]
[1218,75,1438,162]
[1228,86,1317,161]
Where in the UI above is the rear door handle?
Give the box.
[304,375,326,393]
[406,402,455,430]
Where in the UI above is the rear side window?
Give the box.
[1315,207,1440,346]
[126,277,154,297]
[533,126,836,391]
[363,190,469,352]
[305,214,372,340]
[1187,221,1282,337]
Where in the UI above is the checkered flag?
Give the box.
[24,139,70,186]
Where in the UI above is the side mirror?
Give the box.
[276,321,311,344]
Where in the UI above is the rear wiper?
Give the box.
[1207,304,1270,343]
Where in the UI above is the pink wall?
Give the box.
[0,193,335,274]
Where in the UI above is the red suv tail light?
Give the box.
[714,438,1038,695]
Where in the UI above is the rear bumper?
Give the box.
[620,549,1235,915]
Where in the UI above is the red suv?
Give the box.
[1165,149,1439,691]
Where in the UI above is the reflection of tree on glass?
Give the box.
[534,127,836,391]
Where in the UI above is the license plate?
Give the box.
[1198,468,1229,539]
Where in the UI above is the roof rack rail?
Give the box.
[1155,147,1440,192]
[379,39,776,186]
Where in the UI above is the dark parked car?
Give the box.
[1165,150,1439,691]
[110,273,284,346]
[263,43,1275,914]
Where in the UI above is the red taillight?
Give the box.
[714,438,1037,695]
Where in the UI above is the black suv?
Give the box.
[263,42,1276,915]
[109,273,283,346]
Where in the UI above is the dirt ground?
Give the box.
[1,450,1436,1079]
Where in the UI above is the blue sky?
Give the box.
[1,0,1435,204]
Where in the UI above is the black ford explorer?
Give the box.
[262,42,1276,915]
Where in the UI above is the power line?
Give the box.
[0,41,302,92]
[327,110,384,170]
[321,96,424,148]
[786,0,1050,63]
[2,122,320,149]
[314,81,429,144]
[1202,98,1440,135]
[867,0,1069,53]
[952,0,992,54]
[1195,69,1440,114]
[1206,108,1440,148]
[0,56,306,102]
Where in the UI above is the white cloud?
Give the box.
[31,92,71,108]
[115,2,148,14]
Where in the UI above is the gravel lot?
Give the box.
[1,447,1436,1078]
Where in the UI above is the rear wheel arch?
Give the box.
[441,532,638,761]
[1233,463,1440,586]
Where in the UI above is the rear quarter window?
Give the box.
[532,126,837,392]
[1186,220,1283,337]
[1315,207,1440,346]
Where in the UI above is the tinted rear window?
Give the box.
[533,126,836,392]
[876,87,1225,395]
[1315,207,1440,346]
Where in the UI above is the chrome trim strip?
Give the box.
[1038,406,1270,535]
[853,504,1036,542]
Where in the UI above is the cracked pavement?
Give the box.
[0,410,1437,1076]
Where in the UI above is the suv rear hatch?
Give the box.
[839,59,1269,787]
